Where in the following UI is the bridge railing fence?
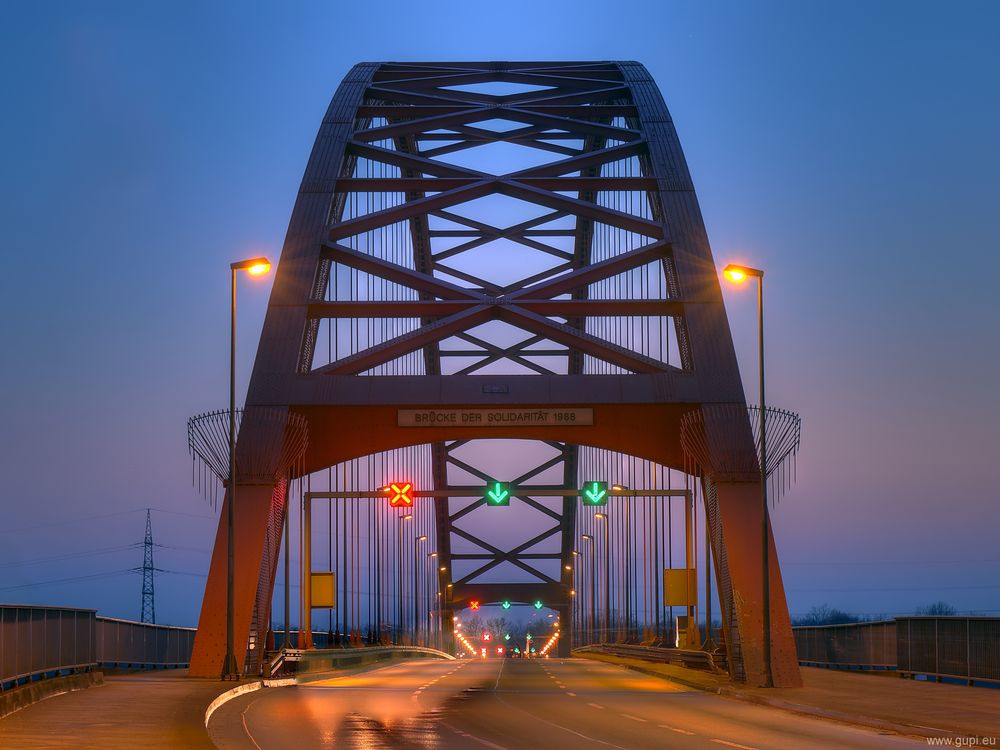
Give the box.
[793,616,1000,686]
[1,605,97,691]
[896,616,1000,685]
[95,616,196,668]
[793,619,897,670]
[1,605,197,692]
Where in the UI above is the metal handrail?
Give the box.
[575,643,724,673]
[268,644,454,677]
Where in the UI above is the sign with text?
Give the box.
[398,408,593,427]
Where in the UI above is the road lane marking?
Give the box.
[240,700,266,750]
[587,702,605,709]
[659,724,695,735]
[493,692,629,750]
[566,691,577,697]
[619,713,647,723]
[441,721,511,750]
[711,740,758,750]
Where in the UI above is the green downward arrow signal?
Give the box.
[485,481,510,506]
[582,481,608,506]
[501,600,511,609]
[504,633,510,641]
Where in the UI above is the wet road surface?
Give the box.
[208,657,928,749]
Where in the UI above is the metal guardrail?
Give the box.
[574,643,724,673]
[0,605,97,691]
[96,616,196,668]
[268,644,455,677]
[793,617,1000,685]
[793,620,897,670]
[1,605,197,692]
[896,617,1000,685]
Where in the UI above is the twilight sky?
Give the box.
[1,0,998,626]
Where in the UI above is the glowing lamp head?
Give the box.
[722,263,762,284]
[247,261,270,276]
[231,256,272,276]
[724,268,746,283]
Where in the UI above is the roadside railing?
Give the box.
[96,616,196,669]
[573,643,725,673]
[896,616,1000,686]
[793,617,1000,686]
[793,620,897,670]
[0,605,97,691]
[1,604,196,692]
[268,644,454,678]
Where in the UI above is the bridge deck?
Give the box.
[0,670,224,749]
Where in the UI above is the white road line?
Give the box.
[619,713,647,723]
[711,740,758,750]
[240,700,266,750]
[566,691,577,697]
[440,721,511,750]
[587,702,605,709]
[658,724,695,736]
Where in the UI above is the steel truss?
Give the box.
[190,62,803,688]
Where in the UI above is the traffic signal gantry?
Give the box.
[480,480,614,508]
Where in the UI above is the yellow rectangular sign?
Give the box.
[663,568,697,607]
[310,571,336,608]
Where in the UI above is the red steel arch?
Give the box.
[190,61,800,687]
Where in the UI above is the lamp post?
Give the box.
[415,535,427,645]
[580,534,595,643]
[397,513,412,643]
[428,551,438,648]
[223,257,271,681]
[722,262,771,687]
[594,513,610,642]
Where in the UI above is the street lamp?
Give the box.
[397,513,412,642]
[415,535,427,644]
[427,551,438,649]
[580,534,596,643]
[594,513,610,642]
[722,262,772,687]
[223,256,271,681]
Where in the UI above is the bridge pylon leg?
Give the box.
[712,481,801,687]
[190,484,279,678]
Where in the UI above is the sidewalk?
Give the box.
[0,670,227,749]
[579,651,1000,740]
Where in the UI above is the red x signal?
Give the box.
[387,482,413,507]
[469,600,481,610]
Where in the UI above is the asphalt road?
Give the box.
[208,657,927,749]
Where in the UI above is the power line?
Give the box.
[0,570,134,592]
[789,583,1000,593]
[785,559,1000,566]
[0,544,141,569]
[0,507,214,536]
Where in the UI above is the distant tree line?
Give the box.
[792,601,957,626]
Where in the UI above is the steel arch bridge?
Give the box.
[189,61,801,687]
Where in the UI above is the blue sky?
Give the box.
[1,1,998,625]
